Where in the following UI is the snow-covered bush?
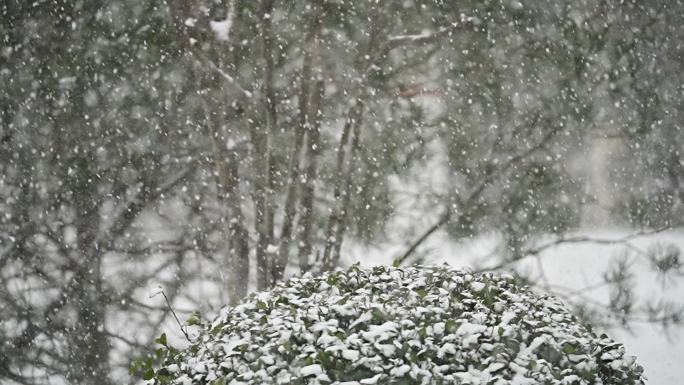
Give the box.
[148,265,644,385]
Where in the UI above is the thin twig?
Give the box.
[150,287,192,343]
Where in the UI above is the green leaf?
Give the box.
[392,259,401,267]
[418,327,427,339]
[186,311,202,326]
[142,368,155,381]
[157,373,174,385]
[154,332,168,347]
[129,358,143,375]
[446,320,458,334]
[563,343,579,354]
[347,367,375,381]
[371,308,385,322]
[317,351,333,369]
[392,376,414,385]
[156,368,171,377]
[256,301,268,310]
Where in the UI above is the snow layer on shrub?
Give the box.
[152,265,644,385]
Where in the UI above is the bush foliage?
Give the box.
[146,265,644,385]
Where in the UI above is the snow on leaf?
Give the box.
[153,265,645,385]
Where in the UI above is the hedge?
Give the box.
[145,265,644,385]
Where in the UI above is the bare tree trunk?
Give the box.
[66,157,112,385]
[178,0,250,304]
[321,101,365,270]
[68,254,111,385]
[331,108,364,267]
[273,58,311,282]
[318,19,387,271]
[274,0,325,280]
[250,128,270,291]
[251,0,278,290]
[261,0,278,278]
[223,150,251,303]
[202,96,250,305]
[175,0,253,302]
[297,78,324,272]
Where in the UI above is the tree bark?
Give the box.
[274,0,325,280]
[297,78,324,272]
[273,56,311,282]
[321,100,365,270]
[331,107,364,267]
[253,0,277,290]
[202,97,250,305]
[66,155,112,385]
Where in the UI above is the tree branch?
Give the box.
[188,48,253,99]
[96,165,194,252]
[476,223,684,273]
[395,116,559,264]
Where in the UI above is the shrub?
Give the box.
[148,265,644,385]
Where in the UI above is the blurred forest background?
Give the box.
[1,0,683,384]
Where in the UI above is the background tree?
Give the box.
[0,1,203,383]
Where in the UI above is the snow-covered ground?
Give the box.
[344,228,684,384]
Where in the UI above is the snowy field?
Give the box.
[343,228,684,384]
